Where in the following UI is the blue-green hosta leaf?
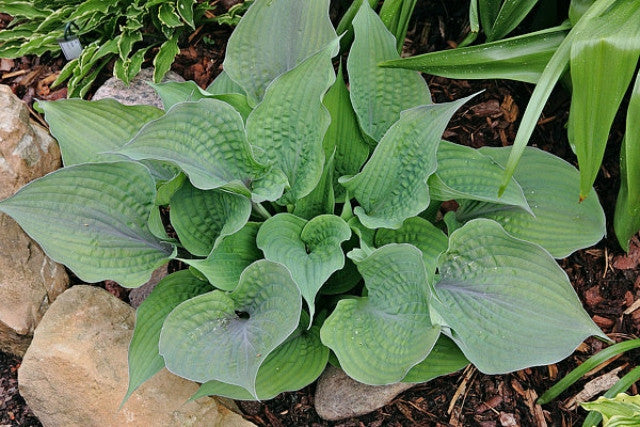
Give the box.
[184,222,261,291]
[246,40,338,204]
[432,219,606,374]
[430,140,530,212]
[158,260,302,398]
[0,162,175,287]
[151,81,252,120]
[320,244,440,384]
[293,154,335,220]
[206,70,245,95]
[457,147,606,258]
[402,335,468,383]
[39,98,163,166]
[374,217,448,276]
[169,182,251,256]
[256,213,351,322]
[125,270,212,402]
[115,98,283,200]
[568,0,640,199]
[348,1,431,143]
[222,0,337,104]
[191,312,328,400]
[321,64,369,201]
[340,95,475,230]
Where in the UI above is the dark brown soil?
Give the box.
[1,1,638,426]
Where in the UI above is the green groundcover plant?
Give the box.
[0,0,610,401]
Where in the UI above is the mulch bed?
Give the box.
[1,1,638,425]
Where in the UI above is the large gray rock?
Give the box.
[93,67,184,109]
[19,285,254,426]
[0,84,68,356]
[314,366,414,421]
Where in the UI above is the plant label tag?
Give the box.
[57,36,83,61]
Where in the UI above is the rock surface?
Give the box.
[19,285,254,426]
[0,84,68,356]
[314,366,414,421]
[128,265,169,309]
[93,67,184,109]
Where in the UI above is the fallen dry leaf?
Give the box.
[564,367,624,410]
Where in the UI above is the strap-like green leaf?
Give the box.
[0,162,176,287]
[485,0,540,41]
[184,222,262,291]
[116,98,282,199]
[191,312,328,400]
[246,40,338,204]
[347,0,431,143]
[430,140,530,212]
[614,141,640,252]
[341,95,475,230]
[374,216,448,276]
[169,182,251,256]
[458,147,605,258]
[158,260,301,398]
[40,98,163,166]
[124,270,212,403]
[623,71,640,215]
[222,0,337,104]
[568,0,640,200]
[432,219,606,374]
[402,335,468,383]
[321,244,440,384]
[256,213,351,322]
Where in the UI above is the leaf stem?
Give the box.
[252,202,272,219]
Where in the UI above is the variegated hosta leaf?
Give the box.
[256,213,351,322]
[39,98,163,166]
[432,219,606,374]
[184,222,262,291]
[169,182,251,256]
[115,98,285,200]
[246,39,339,204]
[0,162,175,287]
[158,260,302,399]
[374,216,448,275]
[191,312,328,400]
[320,244,440,384]
[348,1,431,143]
[402,336,468,383]
[457,147,606,258]
[430,140,530,212]
[222,0,337,104]
[125,270,212,402]
[340,95,475,229]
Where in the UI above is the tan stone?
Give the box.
[19,285,254,426]
[0,84,68,356]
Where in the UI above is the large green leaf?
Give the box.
[430,140,530,211]
[184,222,262,291]
[293,154,335,220]
[484,0,540,41]
[457,147,605,258]
[0,162,175,287]
[623,71,640,214]
[158,260,302,398]
[381,24,569,84]
[222,0,336,104]
[124,270,212,402]
[374,216,448,276]
[347,1,431,143]
[321,64,369,201]
[340,96,475,230]
[432,219,606,374]
[614,142,640,253]
[402,335,468,383]
[205,70,245,95]
[191,312,328,400]
[246,40,338,204]
[115,98,282,199]
[320,244,440,384]
[40,98,163,166]
[256,213,351,322]
[568,0,640,200]
[169,182,251,256]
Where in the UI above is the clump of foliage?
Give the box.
[384,0,640,252]
[581,394,640,427]
[0,0,609,401]
[0,0,240,97]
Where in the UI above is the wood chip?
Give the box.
[0,58,13,72]
[524,389,547,427]
[1,69,28,79]
[624,298,640,315]
[564,366,624,410]
[547,364,558,381]
[499,412,518,427]
[448,365,475,415]
[500,95,519,123]
[592,315,615,329]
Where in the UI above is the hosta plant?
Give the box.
[0,0,609,401]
